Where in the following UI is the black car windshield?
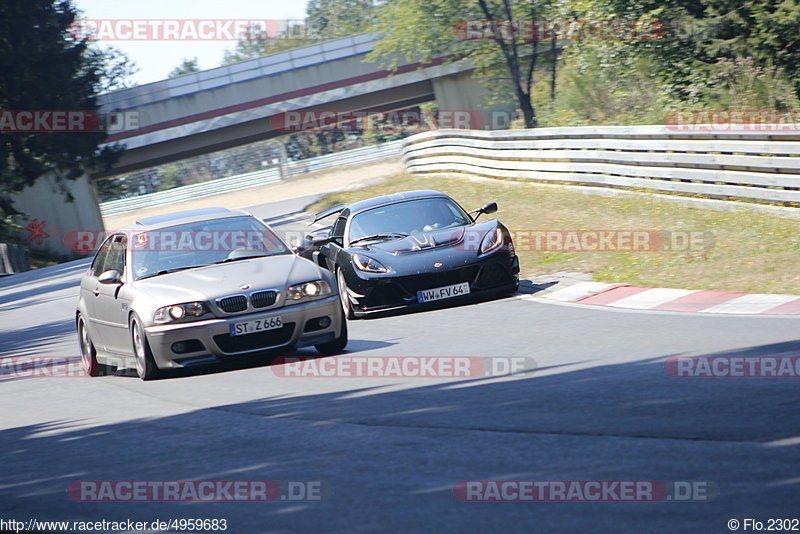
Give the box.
[348,198,472,244]
[131,216,290,280]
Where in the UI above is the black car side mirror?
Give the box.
[310,235,334,246]
[482,202,498,215]
[470,202,498,220]
[98,270,122,284]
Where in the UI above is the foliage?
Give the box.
[169,57,201,78]
[0,0,125,228]
[533,0,800,126]
[283,131,354,161]
[686,0,800,91]
[700,57,800,110]
[86,46,140,92]
[94,176,126,202]
[220,0,378,68]
[369,0,552,127]
[221,23,320,65]
[535,43,679,126]
[306,0,378,39]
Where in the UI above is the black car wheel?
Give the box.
[315,307,348,355]
[336,267,356,320]
[130,314,159,381]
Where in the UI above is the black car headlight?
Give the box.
[353,254,388,273]
[480,228,503,254]
[154,301,210,324]
[287,280,332,300]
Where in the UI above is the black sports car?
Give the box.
[297,190,519,318]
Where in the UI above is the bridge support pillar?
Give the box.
[11,171,105,258]
[432,70,516,130]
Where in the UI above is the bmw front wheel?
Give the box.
[130,314,159,381]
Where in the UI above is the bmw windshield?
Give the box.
[131,216,290,280]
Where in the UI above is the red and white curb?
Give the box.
[531,282,800,315]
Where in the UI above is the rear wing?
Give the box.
[312,204,346,224]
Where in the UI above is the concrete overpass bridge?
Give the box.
[95,33,502,178]
[11,33,509,258]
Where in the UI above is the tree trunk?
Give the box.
[550,35,557,100]
[477,0,537,128]
[517,88,537,128]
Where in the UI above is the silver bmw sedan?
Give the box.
[76,207,346,380]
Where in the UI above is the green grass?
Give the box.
[308,172,800,295]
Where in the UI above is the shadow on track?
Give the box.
[2,340,799,532]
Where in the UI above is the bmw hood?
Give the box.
[133,254,324,306]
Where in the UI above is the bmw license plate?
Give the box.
[417,282,470,303]
[230,315,283,336]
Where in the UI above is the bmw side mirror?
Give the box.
[98,270,122,284]
[470,201,498,220]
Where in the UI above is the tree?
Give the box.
[221,22,318,65]
[557,0,716,105]
[368,0,551,128]
[222,24,273,64]
[169,57,201,78]
[306,0,377,39]
[222,1,377,66]
[0,0,124,232]
[523,0,800,127]
[686,0,800,92]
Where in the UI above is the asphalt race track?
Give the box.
[1,198,798,533]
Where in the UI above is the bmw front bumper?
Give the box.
[143,294,341,368]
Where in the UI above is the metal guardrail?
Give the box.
[99,139,404,217]
[99,168,281,217]
[401,126,800,204]
[287,139,404,175]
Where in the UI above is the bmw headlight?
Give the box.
[154,302,210,324]
[353,254,388,273]
[286,280,332,300]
